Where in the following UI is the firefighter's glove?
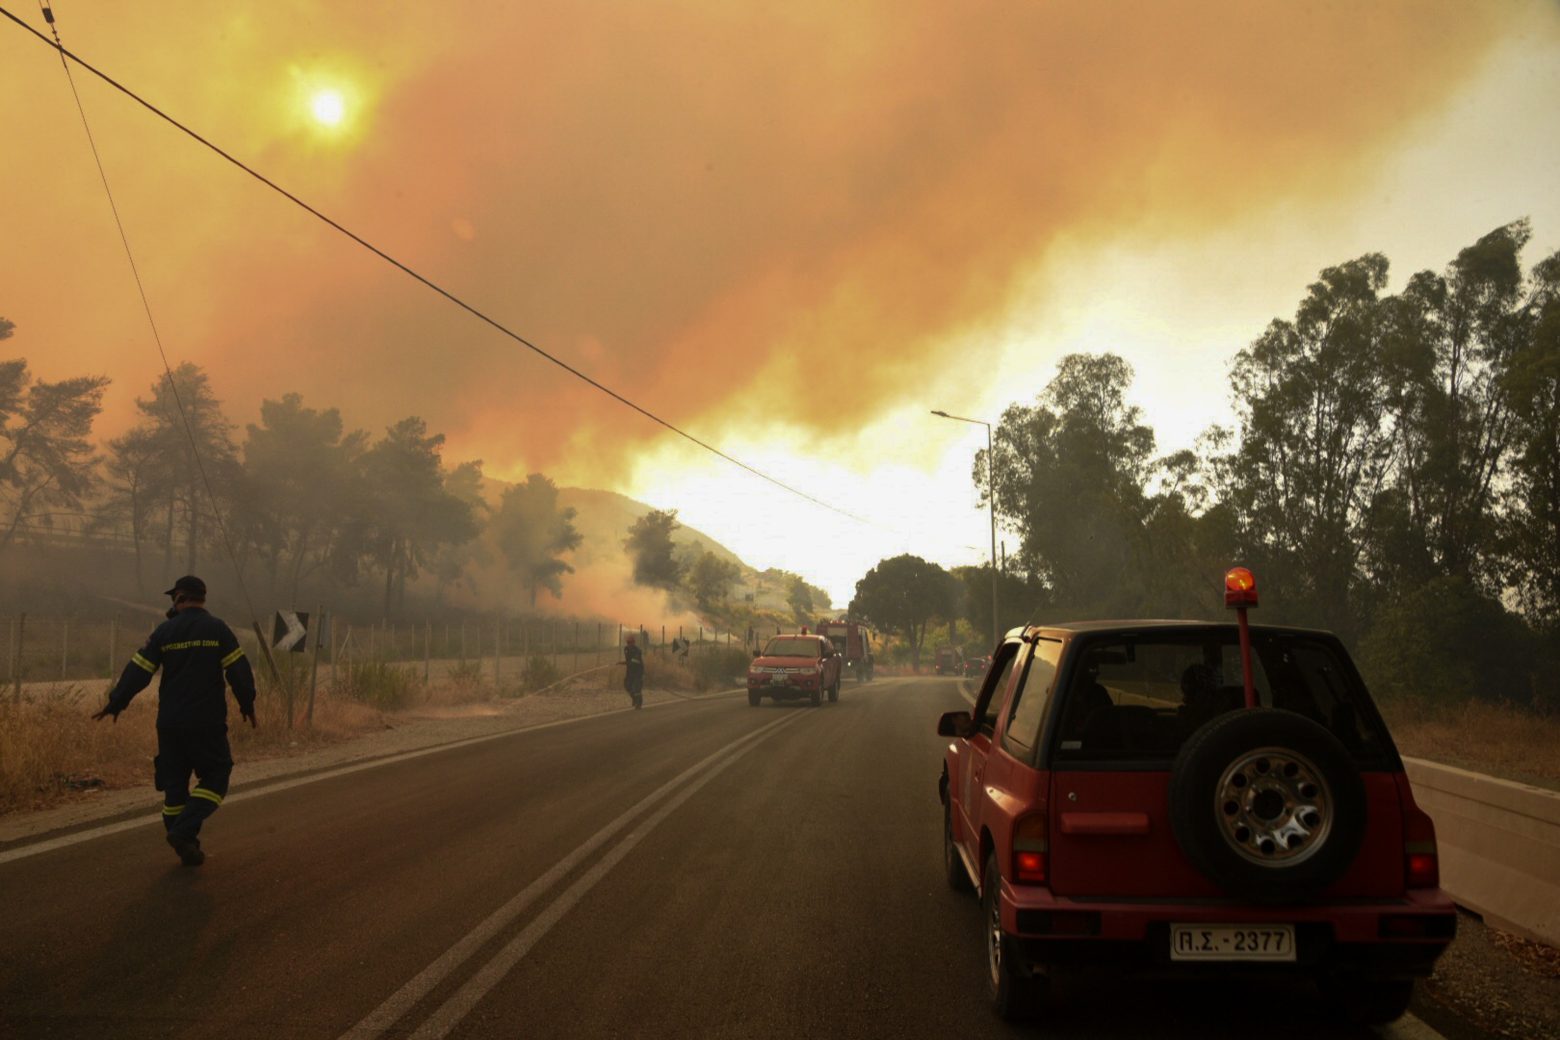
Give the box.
[90,704,119,724]
[242,709,257,729]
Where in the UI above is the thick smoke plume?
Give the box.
[0,1,1523,483]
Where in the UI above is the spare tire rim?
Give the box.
[1214,745,1332,867]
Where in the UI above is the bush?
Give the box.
[519,655,562,693]
[335,659,419,709]
[1357,577,1540,709]
[689,647,751,691]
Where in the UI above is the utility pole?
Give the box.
[932,410,1000,646]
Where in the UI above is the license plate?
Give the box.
[771,674,788,685]
[1170,924,1295,962]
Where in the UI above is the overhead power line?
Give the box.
[1,3,928,542]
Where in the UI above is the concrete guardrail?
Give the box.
[1404,756,1560,947]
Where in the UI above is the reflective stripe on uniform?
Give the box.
[190,787,223,806]
[221,647,245,668]
[131,653,157,673]
[161,804,185,816]
[164,640,222,652]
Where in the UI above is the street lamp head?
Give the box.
[930,410,949,417]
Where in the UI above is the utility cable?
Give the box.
[2,3,913,539]
[31,1,280,677]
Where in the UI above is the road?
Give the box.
[1,676,1474,1039]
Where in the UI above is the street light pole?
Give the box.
[932,410,1000,647]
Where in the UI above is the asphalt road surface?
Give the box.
[1,677,1478,1039]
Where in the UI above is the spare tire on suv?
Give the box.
[1168,708,1366,904]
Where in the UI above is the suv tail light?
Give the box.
[1012,814,1048,884]
[1401,800,1440,889]
[1405,847,1439,889]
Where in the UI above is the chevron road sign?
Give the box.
[272,610,310,653]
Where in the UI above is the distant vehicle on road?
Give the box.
[818,618,874,683]
[933,645,965,675]
[936,568,1455,1025]
[961,654,989,679]
[748,634,842,707]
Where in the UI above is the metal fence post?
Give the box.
[424,620,432,684]
[10,613,23,702]
[306,606,323,727]
[109,618,119,679]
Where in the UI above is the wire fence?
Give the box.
[0,612,754,701]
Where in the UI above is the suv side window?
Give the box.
[1002,638,1062,758]
[973,642,1021,736]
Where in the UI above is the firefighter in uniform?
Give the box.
[92,575,257,866]
[619,633,645,709]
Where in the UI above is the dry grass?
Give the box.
[1378,696,1560,791]
[0,678,402,814]
[0,686,157,811]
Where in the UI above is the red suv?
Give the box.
[937,590,1454,1024]
[748,634,842,707]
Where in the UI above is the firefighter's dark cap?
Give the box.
[163,575,207,598]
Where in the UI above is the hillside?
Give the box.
[555,488,746,571]
[461,482,829,629]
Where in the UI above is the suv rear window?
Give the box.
[1050,630,1391,767]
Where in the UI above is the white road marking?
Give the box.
[339,707,808,1040]
[0,693,742,867]
[0,814,155,866]
[1384,1012,1449,1039]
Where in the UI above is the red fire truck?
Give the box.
[818,618,874,683]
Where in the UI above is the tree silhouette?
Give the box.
[494,473,583,605]
[0,318,109,554]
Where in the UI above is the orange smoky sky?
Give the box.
[0,1,1529,485]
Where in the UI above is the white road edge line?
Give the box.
[1384,1013,1449,1040]
[338,708,808,1040]
[0,691,742,867]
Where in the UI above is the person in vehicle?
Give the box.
[1178,661,1240,733]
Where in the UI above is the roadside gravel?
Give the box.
[1417,910,1560,1040]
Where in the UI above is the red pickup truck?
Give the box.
[747,634,843,707]
[937,580,1454,1025]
